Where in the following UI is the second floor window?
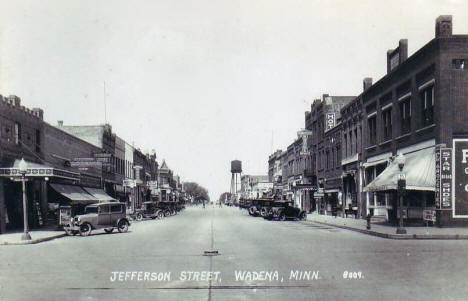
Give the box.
[420,85,434,127]
[14,122,21,145]
[399,98,411,134]
[368,116,377,146]
[382,108,392,141]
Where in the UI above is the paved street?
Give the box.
[1,206,468,301]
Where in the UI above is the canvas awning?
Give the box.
[50,183,98,204]
[83,187,116,202]
[363,147,435,192]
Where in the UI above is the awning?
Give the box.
[50,183,98,204]
[82,187,116,202]
[363,147,435,192]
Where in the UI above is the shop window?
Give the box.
[399,98,411,134]
[368,116,377,146]
[382,108,392,141]
[420,85,434,127]
[376,192,386,206]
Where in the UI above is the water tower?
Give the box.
[230,160,242,201]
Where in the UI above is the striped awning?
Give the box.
[363,147,435,192]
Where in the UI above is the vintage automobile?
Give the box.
[263,200,307,221]
[156,201,177,216]
[134,201,165,221]
[248,198,273,216]
[64,202,131,236]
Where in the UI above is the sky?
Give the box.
[1,0,468,201]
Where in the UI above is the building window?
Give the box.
[368,116,377,146]
[343,133,347,158]
[382,108,392,141]
[354,128,358,153]
[420,85,434,127]
[349,131,353,154]
[399,98,411,134]
[14,122,21,145]
[35,130,41,152]
[453,59,465,69]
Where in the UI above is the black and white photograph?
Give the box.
[1,1,468,300]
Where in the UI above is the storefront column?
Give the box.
[0,179,6,234]
[41,181,48,219]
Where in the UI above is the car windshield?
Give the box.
[84,206,98,214]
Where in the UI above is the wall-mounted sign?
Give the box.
[435,148,441,208]
[440,148,452,209]
[453,139,468,217]
[325,113,336,131]
[123,179,136,188]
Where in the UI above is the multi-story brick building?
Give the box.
[268,150,283,196]
[360,16,468,226]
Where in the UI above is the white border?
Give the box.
[453,138,468,218]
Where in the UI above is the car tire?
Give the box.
[164,210,171,217]
[157,211,164,219]
[300,212,307,220]
[279,213,286,221]
[117,220,129,233]
[104,228,114,234]
[79,223,92,236]
[136,213,143,221]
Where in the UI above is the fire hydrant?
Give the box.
[366,214,371,230]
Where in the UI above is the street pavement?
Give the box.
[1,206,468,301]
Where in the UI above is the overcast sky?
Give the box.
[1,0,467,200]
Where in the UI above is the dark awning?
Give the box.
[363,147,435,192]
[50,183,98,204]
[82,187,116,202]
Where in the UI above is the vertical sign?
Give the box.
[453,139,468,217]
[435,148,441,208]
[440,148,452,209]
[325,113,336,131]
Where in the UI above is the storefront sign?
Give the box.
[435,148,441,208]
[123,179,136,188]
[325,113,336,131]
[423,210,436,222]
[453,139,468,217]
[440,148,452,209]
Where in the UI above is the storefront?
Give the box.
[364,146,435,224]
[0,159,81,232]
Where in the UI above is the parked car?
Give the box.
[134,201,164,221]
[64,202,131,236]
[263,200,307,221]
[156,201,177,216]
[248,198,273,216]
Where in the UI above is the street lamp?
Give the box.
[18,158,31,240]
[396,153,407,234]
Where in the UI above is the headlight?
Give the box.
[74,217,80,222]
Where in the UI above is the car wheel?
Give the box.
[64,228,73,236]
[300,212,307,220]
[279,213,286,221]
[136,213,143,221]
[157,211,164,219]
[104,228,114,234]
[164,210,171,217]
[79,223,92,236]
[117,220,129,233]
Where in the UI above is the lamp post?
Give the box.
[396,153,407,234]
[18,158,32,240]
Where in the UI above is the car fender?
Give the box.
[116,217,131,227]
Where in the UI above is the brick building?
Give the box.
[360,16,468,226]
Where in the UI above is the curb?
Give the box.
[0,233,67,246]
[304,220,468,240]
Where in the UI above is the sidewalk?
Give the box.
[0,228,66,246]
[304,213,468,239]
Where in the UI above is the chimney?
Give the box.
[387,39,408,73]
[8,95,21,107]
[435,15,452,38]
[57,120,63,127]
[32,108,44,120]
[363,78,373,91]
[398,39,408,62]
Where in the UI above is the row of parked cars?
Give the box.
[238,198,307,221]
[64,200,185,237]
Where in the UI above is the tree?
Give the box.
[218,192,231,203]
[183,182,210,202]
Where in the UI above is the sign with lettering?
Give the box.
[123,179,136,188]
[325,113,336,131]
[453,139,468,217]
[423,210,436,222]
[435,148,441,208]
[440,148,452,209]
